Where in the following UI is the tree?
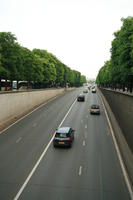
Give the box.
[97,17,133,92]
[32,49,57,86]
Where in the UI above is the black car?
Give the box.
[90,104,100,114]
[92,88,96,93]
[53,127,75,147]
[77,94,85,102]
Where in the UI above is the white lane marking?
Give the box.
[13,98,77,200]
[32,123,37,127]
[99,91,133,200]
[85,125,87,129]
[58,98,77,127]
[83,140,85,146]
[16,137,22,143]
[0,96,58,135]
[79,166,82,176]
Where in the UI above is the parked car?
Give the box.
[53,127,75,147]
[77,94,85,101]
[90,104,100,114]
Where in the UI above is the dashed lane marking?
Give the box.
[32,123,37,127]
[79,166,82,176]
[16,137,22,143]
[83,140,85,146]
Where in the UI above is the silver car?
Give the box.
[90,104,100,114]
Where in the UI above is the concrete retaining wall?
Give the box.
[0,88,71,130]
[100,88,133,153]
[99,88,133,186]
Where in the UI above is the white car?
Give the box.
[90,104,100,114]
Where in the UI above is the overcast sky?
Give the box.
[0,0,133,79]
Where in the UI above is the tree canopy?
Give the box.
[96,17,133,91]
[0,32,86,90]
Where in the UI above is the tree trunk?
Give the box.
[11,80,13,91]
[122,84,125,92]
[27,80,30,89]
[0,78,1,91]
[129,82,133,93]
[17,80,19,90]
[5,79,7,91]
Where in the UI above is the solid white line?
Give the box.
[13,98,77,200]
[85,125,87,129]
[58,98,77,127]
[16,137,22,143]
[99,92,133,200]
[83,140,85,146]
[0,96,58,135]
[79,166,82,176]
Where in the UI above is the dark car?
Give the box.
[90,104,100,114]
[77,94,85,102]
[92,88,96,93]
[53,127,75,147]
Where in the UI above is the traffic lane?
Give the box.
[18,90,130,200]
[0,88,82,200]
[16,92,91,200]
[85,116,129,199]
[0,88,81,170]
[61,92,130,199]
[0,88,81,145]
[87,92,130,199]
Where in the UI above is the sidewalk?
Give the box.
[101,87,133,97]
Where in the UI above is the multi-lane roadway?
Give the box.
[0,88,131,200]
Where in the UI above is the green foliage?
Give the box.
[80,75,87,85]
[0,32,18,79]
[0,32,86,89]
[96,16,133,86]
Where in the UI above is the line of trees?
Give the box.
[0,32,86,91]
[96,17,133,92]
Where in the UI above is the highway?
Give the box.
[0,88,131,200]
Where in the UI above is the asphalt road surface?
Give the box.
[0,88,131,200]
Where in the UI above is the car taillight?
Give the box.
[53,135,56,142]
[68,137,71,143]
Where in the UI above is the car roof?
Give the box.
[56,127,70,133]
[91,104,99,108]
[78,94,84,96]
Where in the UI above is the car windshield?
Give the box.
[55,132,68,138]
[91,105,99,109]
